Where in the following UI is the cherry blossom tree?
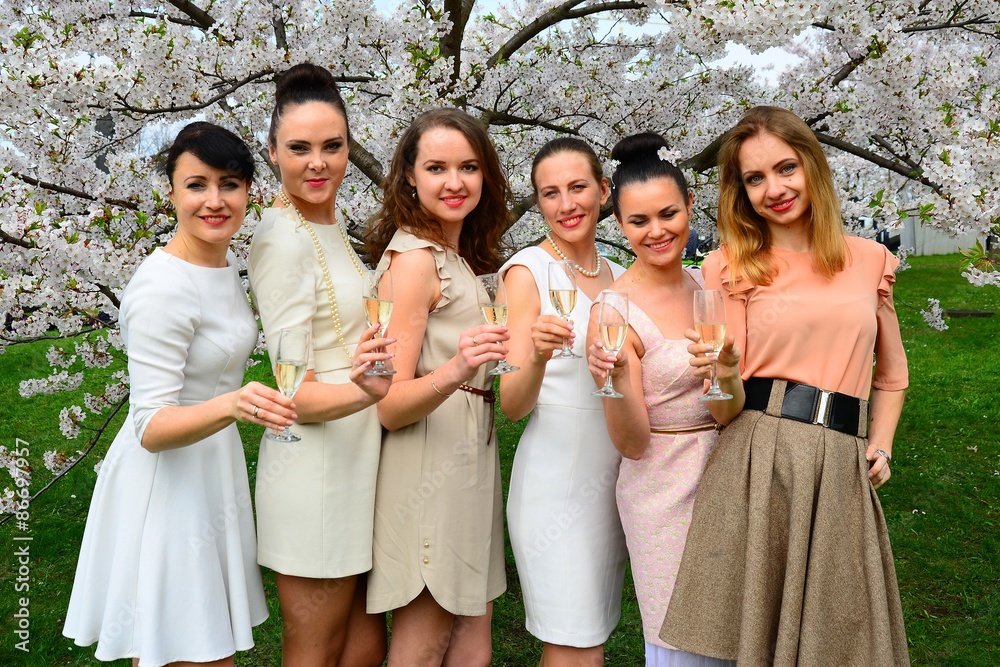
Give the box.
[1,0,998,513]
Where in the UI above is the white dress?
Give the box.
[63,249,267,666]
[501,246,628,647]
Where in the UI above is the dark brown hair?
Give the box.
[367,108,511,275]
[268,63,350,148]
[530,137,604,195]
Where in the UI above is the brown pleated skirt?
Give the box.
[660,382,909,666]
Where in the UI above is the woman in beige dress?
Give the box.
[365,108,511,667]
[248,63,392,667]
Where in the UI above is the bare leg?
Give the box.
[539,642,604,667]
[386,588,456,667]
[169,658,235,667]
[275,572,356,667]
[337,572,387,667]
[441,602,493,667]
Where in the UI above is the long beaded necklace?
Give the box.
[276,188,365,357]
[546,232,602,278]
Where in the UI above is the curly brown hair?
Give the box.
[366,108,511,275]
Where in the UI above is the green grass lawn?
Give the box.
[1,253,997,665]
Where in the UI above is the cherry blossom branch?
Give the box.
[442,0,475,88]
[0,230,35,249]
[348,139,386,190]
[127,11,202,28]
[0,327,104,346]
[110,69,276,116]
[13,173,139,210]
[165,0,215,30]
[0,394,128,528]
[485,0,648,70]
[813,131,945,196]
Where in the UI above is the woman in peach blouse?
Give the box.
[661,106,910,667]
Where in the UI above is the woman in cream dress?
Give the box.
[248,63,392,666]
[366,108,512,667]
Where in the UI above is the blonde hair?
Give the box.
[717,106,846,286]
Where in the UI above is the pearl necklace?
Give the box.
[277,188,366,357]
[546,232,602,278]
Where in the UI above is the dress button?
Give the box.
[423,557,429,564]
[424,541,430,548]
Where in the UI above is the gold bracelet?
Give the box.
[429,371,453,396]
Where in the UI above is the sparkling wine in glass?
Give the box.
[269,327,310,442]
[476,273,519,375]
[362,269,396,376]
[592,290,628,398]
[548,260,580,359]
[693,289,733,401]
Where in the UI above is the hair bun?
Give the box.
[275,62,341,104]
[610,132,668,164]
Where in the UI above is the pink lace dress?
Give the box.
[618,295,733,667]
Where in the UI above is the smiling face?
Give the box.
[269,100,349,214]
[168,151,249,251]
[534,150,609,244]
[738,131,812,236]
[615,176,692,268]
[406,126,483,231]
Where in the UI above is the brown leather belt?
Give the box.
[458,383,495,403]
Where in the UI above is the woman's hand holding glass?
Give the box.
[234,381,297,431]
[547,261,580,359]
[349,323,396,400]
[475,273,520,375]
[589,290,629,398]
[268,328,311,442]
[528,315,575,363]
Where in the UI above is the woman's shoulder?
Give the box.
[249,207,311,259]
[385,227,445,254]
[500,245,548,276]
[122,250,200,316]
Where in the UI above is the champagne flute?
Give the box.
[693,289,733,401]
[548,260,580,359]
[592,290,628,398]
[475,273,519,375]
[361,268,396,376]
[268,327,310,442]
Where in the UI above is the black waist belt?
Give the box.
[743,377,865,437]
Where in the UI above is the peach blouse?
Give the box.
[702,236,908,400]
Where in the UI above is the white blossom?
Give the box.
[920,298,949,331]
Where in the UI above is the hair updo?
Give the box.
[268,62,350,147]
[160,121,255,185]
[609,132,688,218]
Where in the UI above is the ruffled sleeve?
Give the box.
[376,229,455,312]
[701,248,751,375]
[121,252,201,443]
[872,243,909,391]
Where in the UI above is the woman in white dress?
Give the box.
[500,138,628,667]
[248,63,393,666]
[63,122,297,666]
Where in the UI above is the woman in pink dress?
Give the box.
[661,106,909,666]
[587,133,733,667]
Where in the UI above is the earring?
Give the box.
[411,187,417,199]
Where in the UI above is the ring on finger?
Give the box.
[252,405,260,419]
[472,336,480,346]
